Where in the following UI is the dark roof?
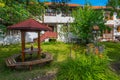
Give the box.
[8,18,52,31]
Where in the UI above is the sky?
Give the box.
[41,0,108,6]
[69,0,108,6]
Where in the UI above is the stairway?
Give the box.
[34,31,58,42]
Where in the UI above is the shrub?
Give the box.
[56,54,119,80]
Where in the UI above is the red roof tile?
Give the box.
[8,18,52,31]
[91,6,107,9]
[45,2,80,7]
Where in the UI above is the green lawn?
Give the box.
[0,42,120,80]
[0,42,76,80]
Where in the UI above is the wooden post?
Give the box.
[21,31,25,62]
[38,31,41,58]
[29,65,32,70]
[95,47,99,55]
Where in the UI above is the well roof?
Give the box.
[8,18,52,31]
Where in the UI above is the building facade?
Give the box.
[1,3,120,45]
[103,12,120,41]
[0,3,79,45]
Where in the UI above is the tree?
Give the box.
[51,0,71,14]
[0,1,5,7]
[107,0,120,17]
[71,5,105,44]
[27,1,45,17]
[0,0,46,25]
[0,0,47,40]
[0,0,30,37]
[0,4,30,24]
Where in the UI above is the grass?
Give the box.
[101,42,120,62]
[56,54,119,80]
[0,42,74,80]
[56,42,120,80]
[0,42,120,80]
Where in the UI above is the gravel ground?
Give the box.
[28,69,57,80]
[29,73,56,80]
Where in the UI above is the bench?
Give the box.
[5,52,53,70]
[6,57,16,67]
[5,54,21,67]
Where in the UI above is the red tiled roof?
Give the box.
[45,2,80,7]
[68,4,80,7]
[91,6,107,9]
[45,2,109,9]
[8,18,52,31]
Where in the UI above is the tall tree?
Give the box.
[107,0,120,17]
[0,0,30,36]
[0,0,46,35]
[71,5,105,44]
[0,4,30,24]
[27,1,45,17]
[0,0,5,7]
[51,0,71,14]
[0,0,46,24]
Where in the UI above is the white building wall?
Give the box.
[0,37,4,45]
[0,32,39,45]
[113,12,117,20]
[25,32,38,42]
[56,24,77,42]
[57,24,65,42]
[2,35,21,45]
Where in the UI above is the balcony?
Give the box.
[43,13,74,23]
